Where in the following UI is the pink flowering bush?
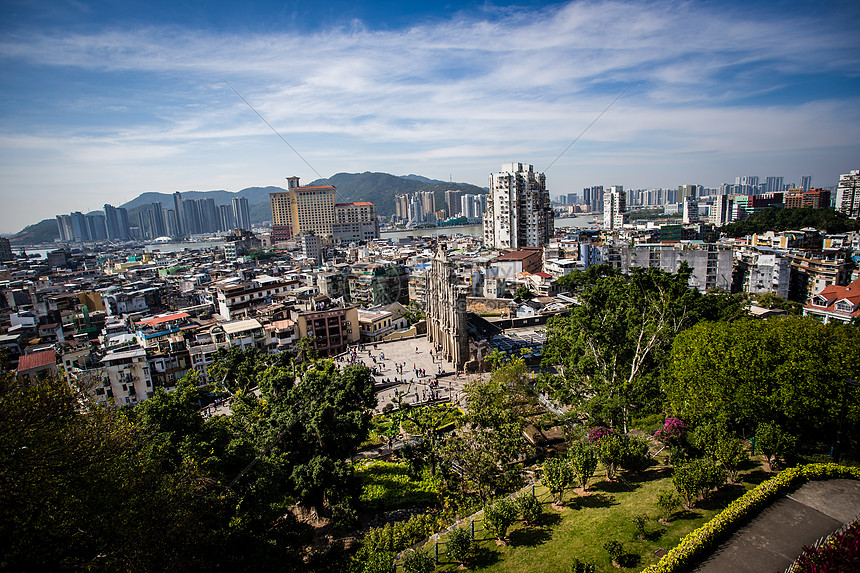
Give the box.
[587,426,616,444]
[654,418,687,445]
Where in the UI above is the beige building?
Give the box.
[291,302,360,356]
[270,177,337,242]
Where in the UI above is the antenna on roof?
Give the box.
[543,82,634,173]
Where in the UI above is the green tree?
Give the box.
[517,491,543,525]
[712,435,747,483]
[543,457,574,505]
[230,360,376,516]
[402,548,435,573]
[544,265,732,431]
[755,421,797,468]
[620,434,651,474]
[398,402,462,476]
[656,490,681,522]
[0,375,234,572]
[208,345,269,392]
[672,458,726,509]
[666,317,859,450]
[567,440,599,490]
[515,284,534,300]
[441,359,534,500]
[721,206,860,237]
[446,526,473,566]
[482,497,518,542]
[595,433,626,481]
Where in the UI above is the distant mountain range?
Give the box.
[9,172,487,245]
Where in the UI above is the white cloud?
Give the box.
[1,0,859,232]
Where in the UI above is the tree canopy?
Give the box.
[721,207,860,237]
[664,316,860,447]
[543,264,742,431]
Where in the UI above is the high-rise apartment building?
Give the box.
[801,176,812,192]
[199,198,218,234]
[835,170,860,219]
[219,204,235,232]
[103,204,131,241]
[182,200,201,236]
[678,184,697,202]
[232,197,251,230]
[710,194,735,227]
[603,186,627,230]
[172,192,184,238]
[150,202,167,237]
[395,194,409,223]
[766,176,784,194]
[583,186,604,212]
[445,190,463,218]
[682,197,699,224]
[419,191,435,220]
[270,177,337,242]
[460,194,486,221]
[483,163,553,250]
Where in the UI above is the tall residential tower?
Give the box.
[483,163,553,250]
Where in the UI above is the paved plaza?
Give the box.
[333,335,487,413]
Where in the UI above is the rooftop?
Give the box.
[17,349,56,372]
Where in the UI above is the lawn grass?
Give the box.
[420,459,764,573]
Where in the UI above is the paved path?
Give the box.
[692,479,860,573]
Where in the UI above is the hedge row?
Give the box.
[641,463,860,573]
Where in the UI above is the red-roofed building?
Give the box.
[803,277,860,324]
[17,349,58,382]
[137,312,190,328]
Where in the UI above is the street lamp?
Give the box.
[831,378,860,463]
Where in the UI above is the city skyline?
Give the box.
[2,0,859,233]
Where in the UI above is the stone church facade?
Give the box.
[426,246,470,369]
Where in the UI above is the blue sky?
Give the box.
[1,0,859,233]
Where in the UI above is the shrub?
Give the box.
[755,421,796,468]
[641,463,860,573]
[353,513,443,570]
[621,434,651,474]
[543,456,575,504]
[517,491,543,525]
[587,426,616,444]
[570,557,596,573]
[654,418,686,445]
[568,440,598,490]
[402,548,436,573]
[673,458,726,509]
[361,548,395,573]
[595,433,626,480]
[483,497,518,541]
[793,521,860,572]
[632,514,648,540]
[712,435,747,483]
[603,540,624,564]
[446,526,473,565]
[656,490,681,522]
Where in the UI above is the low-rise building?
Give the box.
[803,277,860,323]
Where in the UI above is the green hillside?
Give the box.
[10,219,60,245]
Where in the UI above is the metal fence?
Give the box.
[392,480,559,570]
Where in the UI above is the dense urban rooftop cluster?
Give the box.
[2,164,859,408]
